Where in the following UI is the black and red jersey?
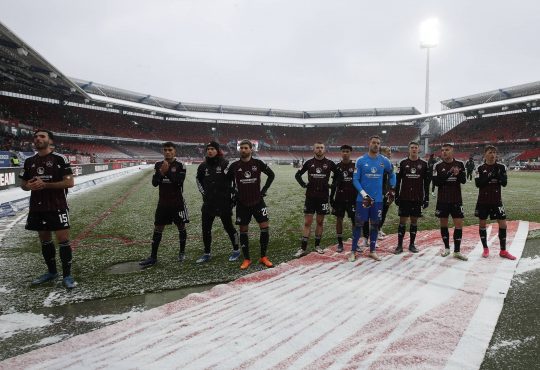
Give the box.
[395,157,430,202]
[432,159,466,204]
[227,157,275,207]
[152,159,186,207]
[332,161,357,202]
[19,152,73,212]
[475,162,507,205]
[295,157,338,199]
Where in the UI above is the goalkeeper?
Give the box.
[350,136,396,262]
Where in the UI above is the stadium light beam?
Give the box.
[420,18,439,113]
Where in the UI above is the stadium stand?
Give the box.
[433,111,540,145]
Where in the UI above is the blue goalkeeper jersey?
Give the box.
[353,153,396,203]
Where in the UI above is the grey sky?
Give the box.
[1,0,538,112]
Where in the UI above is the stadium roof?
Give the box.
[0,22,88,100]
[441,81,540,114]
[2,20,540,127]
[72,78,420,124]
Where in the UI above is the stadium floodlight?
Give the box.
[419,18,439,113]
[420,18,439,48]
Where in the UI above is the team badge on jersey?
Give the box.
[46,161,53,167]
[252,165,257,171]
[171,167,177,173]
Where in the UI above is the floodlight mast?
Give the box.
[420,18,439,113]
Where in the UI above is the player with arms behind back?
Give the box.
[475,145,515,260]
[432,143,467,260]
[394,141,430,254]
[20,130,75,289]
[294,142,340,257]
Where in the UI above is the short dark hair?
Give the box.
[369,135,381,141]
[239,139,252,149]
[484,145,497,153]
[340,144,353,151]
[314,141,324,146]
[34,129,54,140]
[162,141,176,149]
[408,141,419,147]
[442,143,454,148]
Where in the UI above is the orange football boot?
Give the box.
[259,256,274,268]
[240,259,252,270]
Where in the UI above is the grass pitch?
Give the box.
[1,166,539,312]
[0,166,539,367]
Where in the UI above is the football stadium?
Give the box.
[0,4,540,370]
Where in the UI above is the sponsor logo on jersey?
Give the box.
[244,171,251,178]
[371,167,377,174]
[411,167,417,174]
[316,168,322,174]
[37,167,45,175]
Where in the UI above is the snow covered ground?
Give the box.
[1,220,535,370]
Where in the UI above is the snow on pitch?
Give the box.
[0,221,535,370]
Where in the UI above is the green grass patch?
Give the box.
[1,166,539,312]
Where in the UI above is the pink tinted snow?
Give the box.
[1,221,537,370]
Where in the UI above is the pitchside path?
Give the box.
[1,221,537,370]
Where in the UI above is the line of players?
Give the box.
[21,131,515,289]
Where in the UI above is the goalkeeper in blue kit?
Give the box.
[350,136,396,262]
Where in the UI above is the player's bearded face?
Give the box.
[240,145,252,158]
[369,140,380,154]
[163,147,176,160]
[33,133,50,149]
[314,145,325,157]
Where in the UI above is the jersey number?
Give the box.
[261,208,268,216]
[58,213,69,224]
